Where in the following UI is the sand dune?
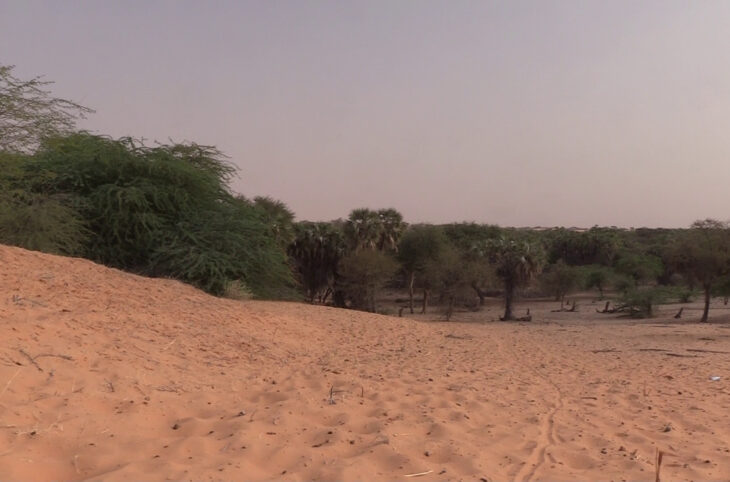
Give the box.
[1,244,729,480]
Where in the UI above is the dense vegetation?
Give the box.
[3,64,730,321]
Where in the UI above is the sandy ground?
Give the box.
[1,244,729,481]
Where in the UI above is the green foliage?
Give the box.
[422,244,478,320]
[547,228,619,266]
[0,64,93,153]
[289,222,346,302]
[11,133,293,297]
[397,225,449,275]
[614,251,663,286]
[338,250,398,312]
[344,207,406,252]
[667,219,730,321]
[252,195,296,248]
[442,222,502,253]
[0,150,88,255]
[539,260,583,302]
[478,237,544,320]
[620,286,672,318]
[581,265,614,299]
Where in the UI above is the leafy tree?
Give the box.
[0,64,93,153]
[288,222,346,302]
[480,238,544,320]
[0,150,88,254]
[344,208,381,251]
[422,245,478,320]
[668,219,730,322]
[376,208,407,252]
[614,251,663,287]
[583,265,613,299]
[252,195,296,248]
[620,286,671,318]
[344,207,406,252]
[442,222,502,253]
[27,133,292,297]
[546,228,619,266]
[539,260,582,306]
[397,225,448,313]
[338,250,398,312]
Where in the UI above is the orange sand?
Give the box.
[1,244,729,480]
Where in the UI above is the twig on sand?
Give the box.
[18,349,42,372]
[162,339,177,351]
[17,350,73,372]
[404,470,433,477]
[35,353,73,361]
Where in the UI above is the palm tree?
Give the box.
[481,238,543,320]
[345,208,382,252]
[377,208,407,252]
[288,222,345,302]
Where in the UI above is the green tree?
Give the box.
[0,64,93,153]
[539,260,582,306]
[338,250,398,313]
[422,245,477,320]
[28,133,292,297]
[288,222,346,302]
[252,195,296,248]
[397,225,448,314]
[344,207,406,253]
[583,265,612,299]
[0,150,89,255]
[620,286,673,318]
[481,238,543,321]
[376,208,407,252]
[669,219,730,322]
[614,252,663,287]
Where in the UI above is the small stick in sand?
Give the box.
[404,469,433,477]
[18,349,42,372]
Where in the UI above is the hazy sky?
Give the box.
[2,1,730,227]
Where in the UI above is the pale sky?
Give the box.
[2,1,730,227]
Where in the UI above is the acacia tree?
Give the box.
[539,260,582,307]
[584,265,612,299]
[422,245,477,320]
[481,238,543,321]
[669,219,730,322]
[338,249,398,313]
[0,64,93,153]
[397,225,448,313]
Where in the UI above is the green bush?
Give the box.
[2,133,294,298]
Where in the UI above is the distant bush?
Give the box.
[620,286,671,318]
[338,250,398,312]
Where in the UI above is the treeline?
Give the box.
[2,64,730,322]
[288,216,730,322]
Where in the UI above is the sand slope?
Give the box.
[1,244,729,481]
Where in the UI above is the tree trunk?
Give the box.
[446,296,454,321]
[502,281,514,321]
[471,282,486,306]
[701,284,711,322]
[421,289,429,314]
[408,272,415,314]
